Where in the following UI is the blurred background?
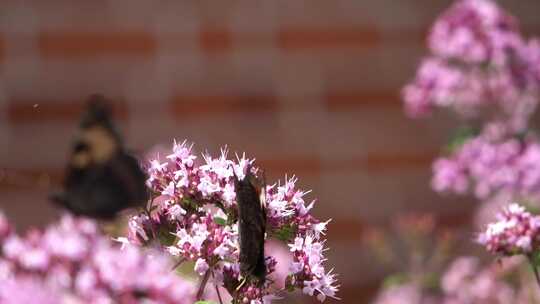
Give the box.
[0,0,539,302]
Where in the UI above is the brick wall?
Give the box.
[1,1,539,302]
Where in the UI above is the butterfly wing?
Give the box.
[234,166,267,283]
[51,95,148,219]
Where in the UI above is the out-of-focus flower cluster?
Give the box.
[368,210,540,304]
[432,134,540,202]
[476,203,540,303]
[402,0,540,212]
[373,255,538,304]
[0,212,194,304]
[363,213,455,271]
[368,211,540,304]
[440,256,515,304]
[403,0,540,135]
[127,140,339,303]
[478,203,540,256]
[395,0,540,303]
[365,214,454,304]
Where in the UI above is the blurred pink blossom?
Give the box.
[0,214,195,303]
[403,0,540,134]
[432,133,540,203]
[441,256,515,303]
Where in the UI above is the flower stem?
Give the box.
[211,271,224,304]
[528,255,540,290]
[196,269,211,300]
[170,257,186,271]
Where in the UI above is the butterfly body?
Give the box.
[51,95,148,219]
[233,166,267,284]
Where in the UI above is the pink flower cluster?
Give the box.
[397,1,540,301]
[429,0,521,64]
[440,256,515,304]
[403,0,540,213]
[0,213,194,303]
[403,0,540,134]
[372,283,429,304]
[127,141,339,303]
[288,235,338,302]
[477,203,540,255]
[373,256,521,304]
[432,134,540,201]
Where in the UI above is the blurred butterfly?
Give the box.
[233,164,267,286]
[50,94,149,219]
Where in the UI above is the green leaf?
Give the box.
[213,217,227,226]
[157,226,177,246]
[519,198,540,214]
[182,197,199,210]
[422,272,441,291]
[194,301,217,304]
[382,273,409,288]
[272,224,296,242]
[445,126,478,154]
[533,251,540,268]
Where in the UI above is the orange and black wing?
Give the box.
[50,95,148,219]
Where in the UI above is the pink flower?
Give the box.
[431,133,540,202]
[431,158,468,194]
[372,283,425,304]
[441,256,479,294]
[374,256,517,304]
[441,256,515,303]
[403,0,540,133]
[288,235,340,301]
[0,212,10,241]
[0,213,195,303]
[428,0,521,64]
[0,277,61,304]
[126,140,339,303]
[265,241,292,289]
[478,203,540,255]
[195,258,210,275]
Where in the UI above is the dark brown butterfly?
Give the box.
[233,164,267,285]
[50,94,148,219]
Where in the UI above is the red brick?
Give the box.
[383,27,427,45]
[278,27,380,50]
[522,26,540,38]
[258,156,322,177]
[325,90,401,111]
[38,31,157,57]
[0,35,4,63]
[199,28,232,53]
[6,99,129,123]
[363,152,435,172]
[0,168,62,191]
[327,153,435,173]
[170,94,278,116]
[329,209,472,242]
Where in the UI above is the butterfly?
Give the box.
[233,164,267,285]
[50,94,149,219]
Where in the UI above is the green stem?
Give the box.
[528,255,540,290]
[212,271,224,304]
[196,270,211,301]
[170,257,186,271]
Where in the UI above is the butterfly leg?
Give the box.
[236,276,248,291]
